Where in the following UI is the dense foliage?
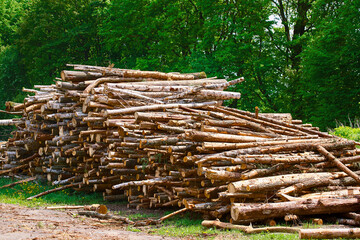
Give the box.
[0,0,359,130]
[331,126,360,142]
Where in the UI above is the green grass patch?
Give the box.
[0,177,104,207]
[142,212,298,239]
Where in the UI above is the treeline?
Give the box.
[0,0,359,130]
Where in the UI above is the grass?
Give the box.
[120,210,299,239]
[0,177,104,207]
[0,177,322,239]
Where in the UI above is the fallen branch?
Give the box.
[0,176,37,190]
[26,182,81,200]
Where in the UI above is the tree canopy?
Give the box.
[0,0,359,130]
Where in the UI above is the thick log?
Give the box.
[231,198,360,222]
[228,172,347,193]
[299,228,360,239]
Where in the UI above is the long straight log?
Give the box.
[112,176,176,189]
[0,176,37,190]
[26,182,81,200]
[299,228,360,239]
[228,172,347,193]
[196,140,355,165]
[317,145,360,183]
[231,198,360,222]
[104,101,217,116]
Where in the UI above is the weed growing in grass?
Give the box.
[0,177,104,207]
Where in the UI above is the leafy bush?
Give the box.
[330,126,360,142]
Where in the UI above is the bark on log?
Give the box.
[299,228,360,239]
[104,101,218,116]
[201,220,300,234]
[228,172,347,193]
[77,211,133,224]
[231,198,360,222]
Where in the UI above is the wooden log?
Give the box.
[61,70,103,81]
[26,182,81,200]
[317,145,360,183]
[77,211,133,224]
[197,140,355,165]
[201,220,300,234]
[112,176,177,189]
[299,228,360,239]
[0,176,37,190]
[0,119,21,126]
[46,204,108,214]
[231,198,360,222]
[103,101,217,116]
[229,172,347,193]
[185,131,268,143]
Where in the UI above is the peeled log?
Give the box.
[232,198,360,222]
[299,228,360,239]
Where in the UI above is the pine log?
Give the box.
[228,172,347,193]
[299,228,360,239]
[317,145,360,183]
[0,176,37,190]
[201,220,300,234]
[103,101,217,116]
[231,198,360,222]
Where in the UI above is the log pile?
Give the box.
[1,64,360,228]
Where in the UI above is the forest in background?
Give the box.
[0,0,359,130]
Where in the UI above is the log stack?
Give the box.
[1,64,360,227]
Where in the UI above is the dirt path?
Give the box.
[0,203,178,240]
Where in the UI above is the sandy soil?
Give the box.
[0,203,178,240]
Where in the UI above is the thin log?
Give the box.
[0,176,37,190]
[317,145,360,183]
[77,211,133,224]
[26,182,81,200]
[159,208,187,222]
[46,204,108,214]
[104,101,218,116]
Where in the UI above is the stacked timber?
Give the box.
[1,64,360,227]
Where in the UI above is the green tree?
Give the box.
[301,0,360,129]
[17,0,108,85]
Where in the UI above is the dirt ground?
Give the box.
[0,203,178,240]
